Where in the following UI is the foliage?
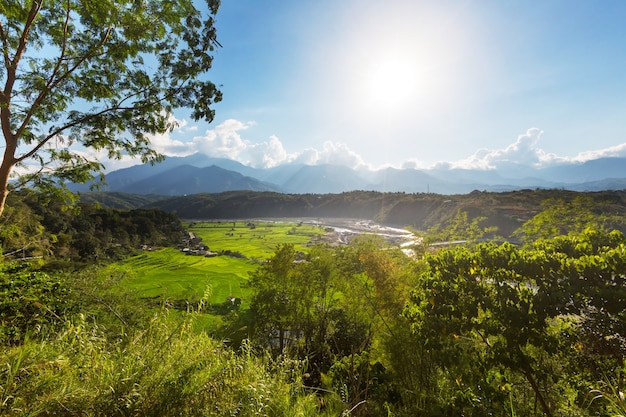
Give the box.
[0,0,222,215]
[588,365,626,417]
[515,196,626,243]
[0,196,49,259]
[2,190,185,262]
[0,262,72,345]
[247,238,422,416]
[135,189,626,239]
[423,208,498,245]
[101,220,323,333]
[404,229,626,416]
[7,185,626,415]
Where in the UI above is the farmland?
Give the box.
[108,220,326,321]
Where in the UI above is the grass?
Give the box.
[188,220,325,259]
[0,313,337,416]
[112,248,252,302]
[107,220,326,325]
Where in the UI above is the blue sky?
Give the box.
[141,0,626,172]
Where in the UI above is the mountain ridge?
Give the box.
[69,153,626,195]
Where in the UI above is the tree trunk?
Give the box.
[0,146,16,217]
[522,365,553,417]
[1,80,18,218]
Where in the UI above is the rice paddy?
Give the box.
[109,220,326,315]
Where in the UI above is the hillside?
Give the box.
[82,189,626,238]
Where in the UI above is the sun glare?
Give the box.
[317,2,477,128]
[363,57,418,109]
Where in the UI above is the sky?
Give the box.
[115,0,626,171]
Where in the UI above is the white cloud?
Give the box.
[294,141,367,169]
[149,130,194,156]
[417,128,626,172]
[426,128,570,170]
[173,117,188,131]
[178,119,368,169]
[14,117,373,175]
[244,135,293,168]
[573,142,626,161]
[457,128,549,169]
[189,119,298,167]
[192,119,250,159]
[79,118,626,174]
[401,159,430,170]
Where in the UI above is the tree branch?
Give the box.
[0,21,12,84]
[8,164,45,189]
[14,70,186,164]
[7,1,42,95]
[15,19,114,141]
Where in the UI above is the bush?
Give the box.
[0,262,72,345]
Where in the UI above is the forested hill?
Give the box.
[84,189,626,238]
[2,191,186,263]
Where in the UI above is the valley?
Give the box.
[110,217,417,325]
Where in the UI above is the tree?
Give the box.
[424,209,498,246]
[248,244,298,353]
[404,229,626,416]
[0,0,222,215]
[514,196,626,243]
[0,193,47,259]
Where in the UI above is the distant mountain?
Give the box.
[538,158,626,183]
[69,153,626,196]
[70,163,280,195]
[365,168,472,194]
[119,165,281,195]
[281,164,373,193]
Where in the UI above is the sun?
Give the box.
[361,55,419,111]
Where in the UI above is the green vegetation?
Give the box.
[92,188,626,239]
[188,220,324,259]
[1,311,329,416]
[107,221,325,324]
[405,229,626,416]
[0,0,222,216]
[114,249,251,301]
[1,190,185,263]
[2,189,626,416]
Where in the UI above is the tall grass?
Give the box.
[588,368,626,417]
[0,310,339,416]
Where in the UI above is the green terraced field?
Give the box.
[187,220,325,259]
[109,220,325,317]
[113,248,252,303]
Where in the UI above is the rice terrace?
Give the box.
[107,219,350,324]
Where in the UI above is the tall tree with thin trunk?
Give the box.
[0,0,222,216]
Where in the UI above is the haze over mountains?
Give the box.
[70,153,626,196]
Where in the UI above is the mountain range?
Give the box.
[69,154,626,195]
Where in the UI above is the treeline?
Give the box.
[88,188,626,238]
[0,190,185,263]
